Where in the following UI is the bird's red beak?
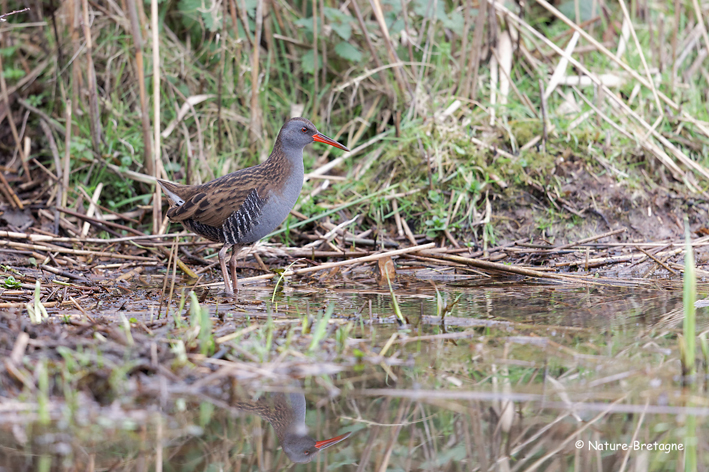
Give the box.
[313,133,350,152]
[314,432,352,450]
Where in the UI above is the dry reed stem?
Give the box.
[79,183,103,238]
[456,0,473,95]
[0,230,188,244]
[496,30,513,110]
[691,0,709,58]
[126,0,153,178]
[0,171,22,209]
[312,0,318,119]
[0,53,30,183]
[392,199,404,238]
[617,400,649,472]
[370,0,408,96]
[398,0,416,76]
[216,0,227,154]
[571,85,635,140]
[155,415,163,472]
[153,245,197,278]
[151,0,162,235]
[376,400,410,472]
[0,240,155,261]
[634,245,680,276]
[61,101,72,208]
[617,0,664,135]
[250,0,263,143]
[419,251,590,283]
[166,243,181,314]
[555,246,689,268]
[157,241,176,319]
[466,0,487,100]
[58,206,142,236]
[538,228,626,254]
[545,32,579,99]
[80,0,102,155]
[490,48,536,118]
[217,243,436,287]
[38,121,62,232]
[216,325,260,344]
[531,0,699,126]
[350,0,383,73]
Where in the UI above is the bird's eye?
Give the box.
[304,451,309,455]
[301,127,308,133]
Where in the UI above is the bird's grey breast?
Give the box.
[241,157,304,243]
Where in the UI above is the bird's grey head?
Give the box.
[278,117,350,157]
[281,431,352,464]
[282,435,319,463]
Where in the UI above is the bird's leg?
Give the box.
[218,244,233,296]
[229,245,243,294]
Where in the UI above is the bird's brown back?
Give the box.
[231,394,295,441]
[160,140,292,229]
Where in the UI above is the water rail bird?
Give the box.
[158,117,349,296]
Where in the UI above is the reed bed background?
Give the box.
[0,0,708,248]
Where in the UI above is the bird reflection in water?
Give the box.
[231,387,351,463]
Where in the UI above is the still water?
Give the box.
[1,280,707,471]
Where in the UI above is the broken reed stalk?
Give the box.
[126,0,153,178]
[80,0,102,156]
[0,8,29,21]
[80,182,103,238]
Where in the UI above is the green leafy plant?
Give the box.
[3,276,21,289]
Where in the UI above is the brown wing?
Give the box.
[160,168,268,228]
